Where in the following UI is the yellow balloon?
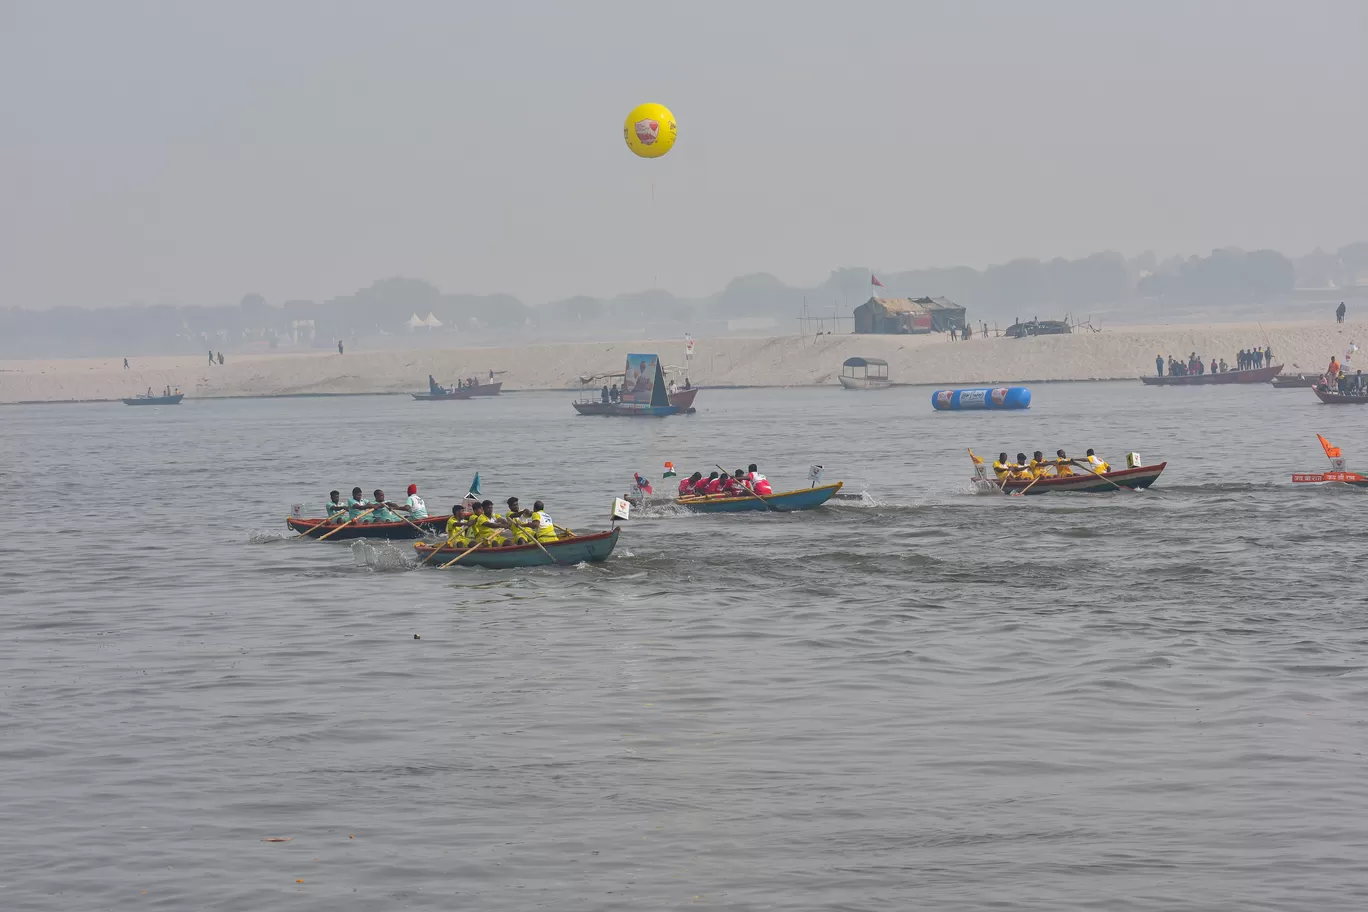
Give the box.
[623,103,677,159]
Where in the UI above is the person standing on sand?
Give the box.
[123,358,129,370]
[1337,302,1346,323]
[209,350,214,366]
[217,352,224,365]
[338,340,344,354]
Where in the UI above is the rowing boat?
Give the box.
[1271,374,1318,388]
[665,482,845,513]
[1140,365,1282,386]
[980,463,1166,494]
[412,390,476,401]
[1291,434,1366,486]
[123,393,184,406]
[1312,388,1368,405]
[412,528,621,568]
[286,514,449,539]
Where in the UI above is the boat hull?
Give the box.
[668,387,699,409]
[839,376,893,390]
[413,528,621,568]
[572,401,681,417]
[123,394,184,405]
[1313,388,1368,404]
[286,515,449,539]
[986,463,1167,494]
[1272,375,1318,388]
[412,390,476,400]
[1292,471,1368,487]
[466,381,502,396]
[672,482,844,513]
[1141,365,1282,386]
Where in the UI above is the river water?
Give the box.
[1,383,1365,911]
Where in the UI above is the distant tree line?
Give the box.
[2,242,1363,358]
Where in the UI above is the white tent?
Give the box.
[406,313,425,329]
[422,312,443,328]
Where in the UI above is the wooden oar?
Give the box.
[438,539,486,569]
[419,524,465,566]
[297,505,379,540]
[714,464,783,512]
[507,519,561,564]
[386,504,440,539]
[1012,472,1047,497]
[1071,460,1133,493]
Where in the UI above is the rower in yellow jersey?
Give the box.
[1029,451,1049,478]
[1052,449,1075,476]
[1011,452,1033,480]
[992,452,1012,482]
[1085,448,1111,474]
[445,503,472,547]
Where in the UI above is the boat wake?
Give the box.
[247,530,292,543]
[350,540,412,572]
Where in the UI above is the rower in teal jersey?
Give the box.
[346,486,372,522]
[325,490,348,523]
[369,488,401,523]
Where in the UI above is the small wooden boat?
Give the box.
[411,389,476,400]
[122,393,184,406]
[412,528,621,568]
[668,482,845,513]
[839,357,892,390]
[1141,365,1282,386]
[466,381,502,397]
[982,463,1166,494]
[572,401,681,417]
[1271,374,1318,388]
[286,514,449,539]
[1313,388,1368,404]
[1292,434,1366,486]
[667,386,699,409]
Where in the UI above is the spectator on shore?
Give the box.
[1337,302,1347,323]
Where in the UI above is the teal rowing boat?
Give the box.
[413,528,621,569]
[673,482,844,513]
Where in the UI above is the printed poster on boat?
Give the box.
[621,354,659,406]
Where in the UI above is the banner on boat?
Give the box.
[621,354,660,406]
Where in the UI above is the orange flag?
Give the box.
[1317,434,1341,458]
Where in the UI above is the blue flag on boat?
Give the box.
[634,472,653,494]
[466,472,481,499]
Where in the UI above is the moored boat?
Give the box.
[286,514,449,539]
[1312,388,1368,404]
[122,393,184,406]
[982,463,1166,494]
[666,482,844,513]
[413,528,621,568]
[411,390,476,401]
[1271,374,1318,388]
[839,357,892,390]
[1140,364,1282,386]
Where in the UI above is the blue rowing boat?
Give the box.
[412,527,621,568]
[672,482,844,513]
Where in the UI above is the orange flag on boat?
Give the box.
[1317,434,1341,459]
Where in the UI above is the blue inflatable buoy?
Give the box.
[931,387,1031,410]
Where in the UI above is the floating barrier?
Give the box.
[931,387,1032,411]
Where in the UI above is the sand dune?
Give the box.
[1,320,1361,403]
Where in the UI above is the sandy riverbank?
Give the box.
[1,320,1362,403]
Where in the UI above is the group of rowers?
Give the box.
[676,464,774,498]
[324,485,559,546]
[991,449,1110,482]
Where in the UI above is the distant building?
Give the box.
[853,297,965,334]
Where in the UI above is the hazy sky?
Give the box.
[3,0,1365,309]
